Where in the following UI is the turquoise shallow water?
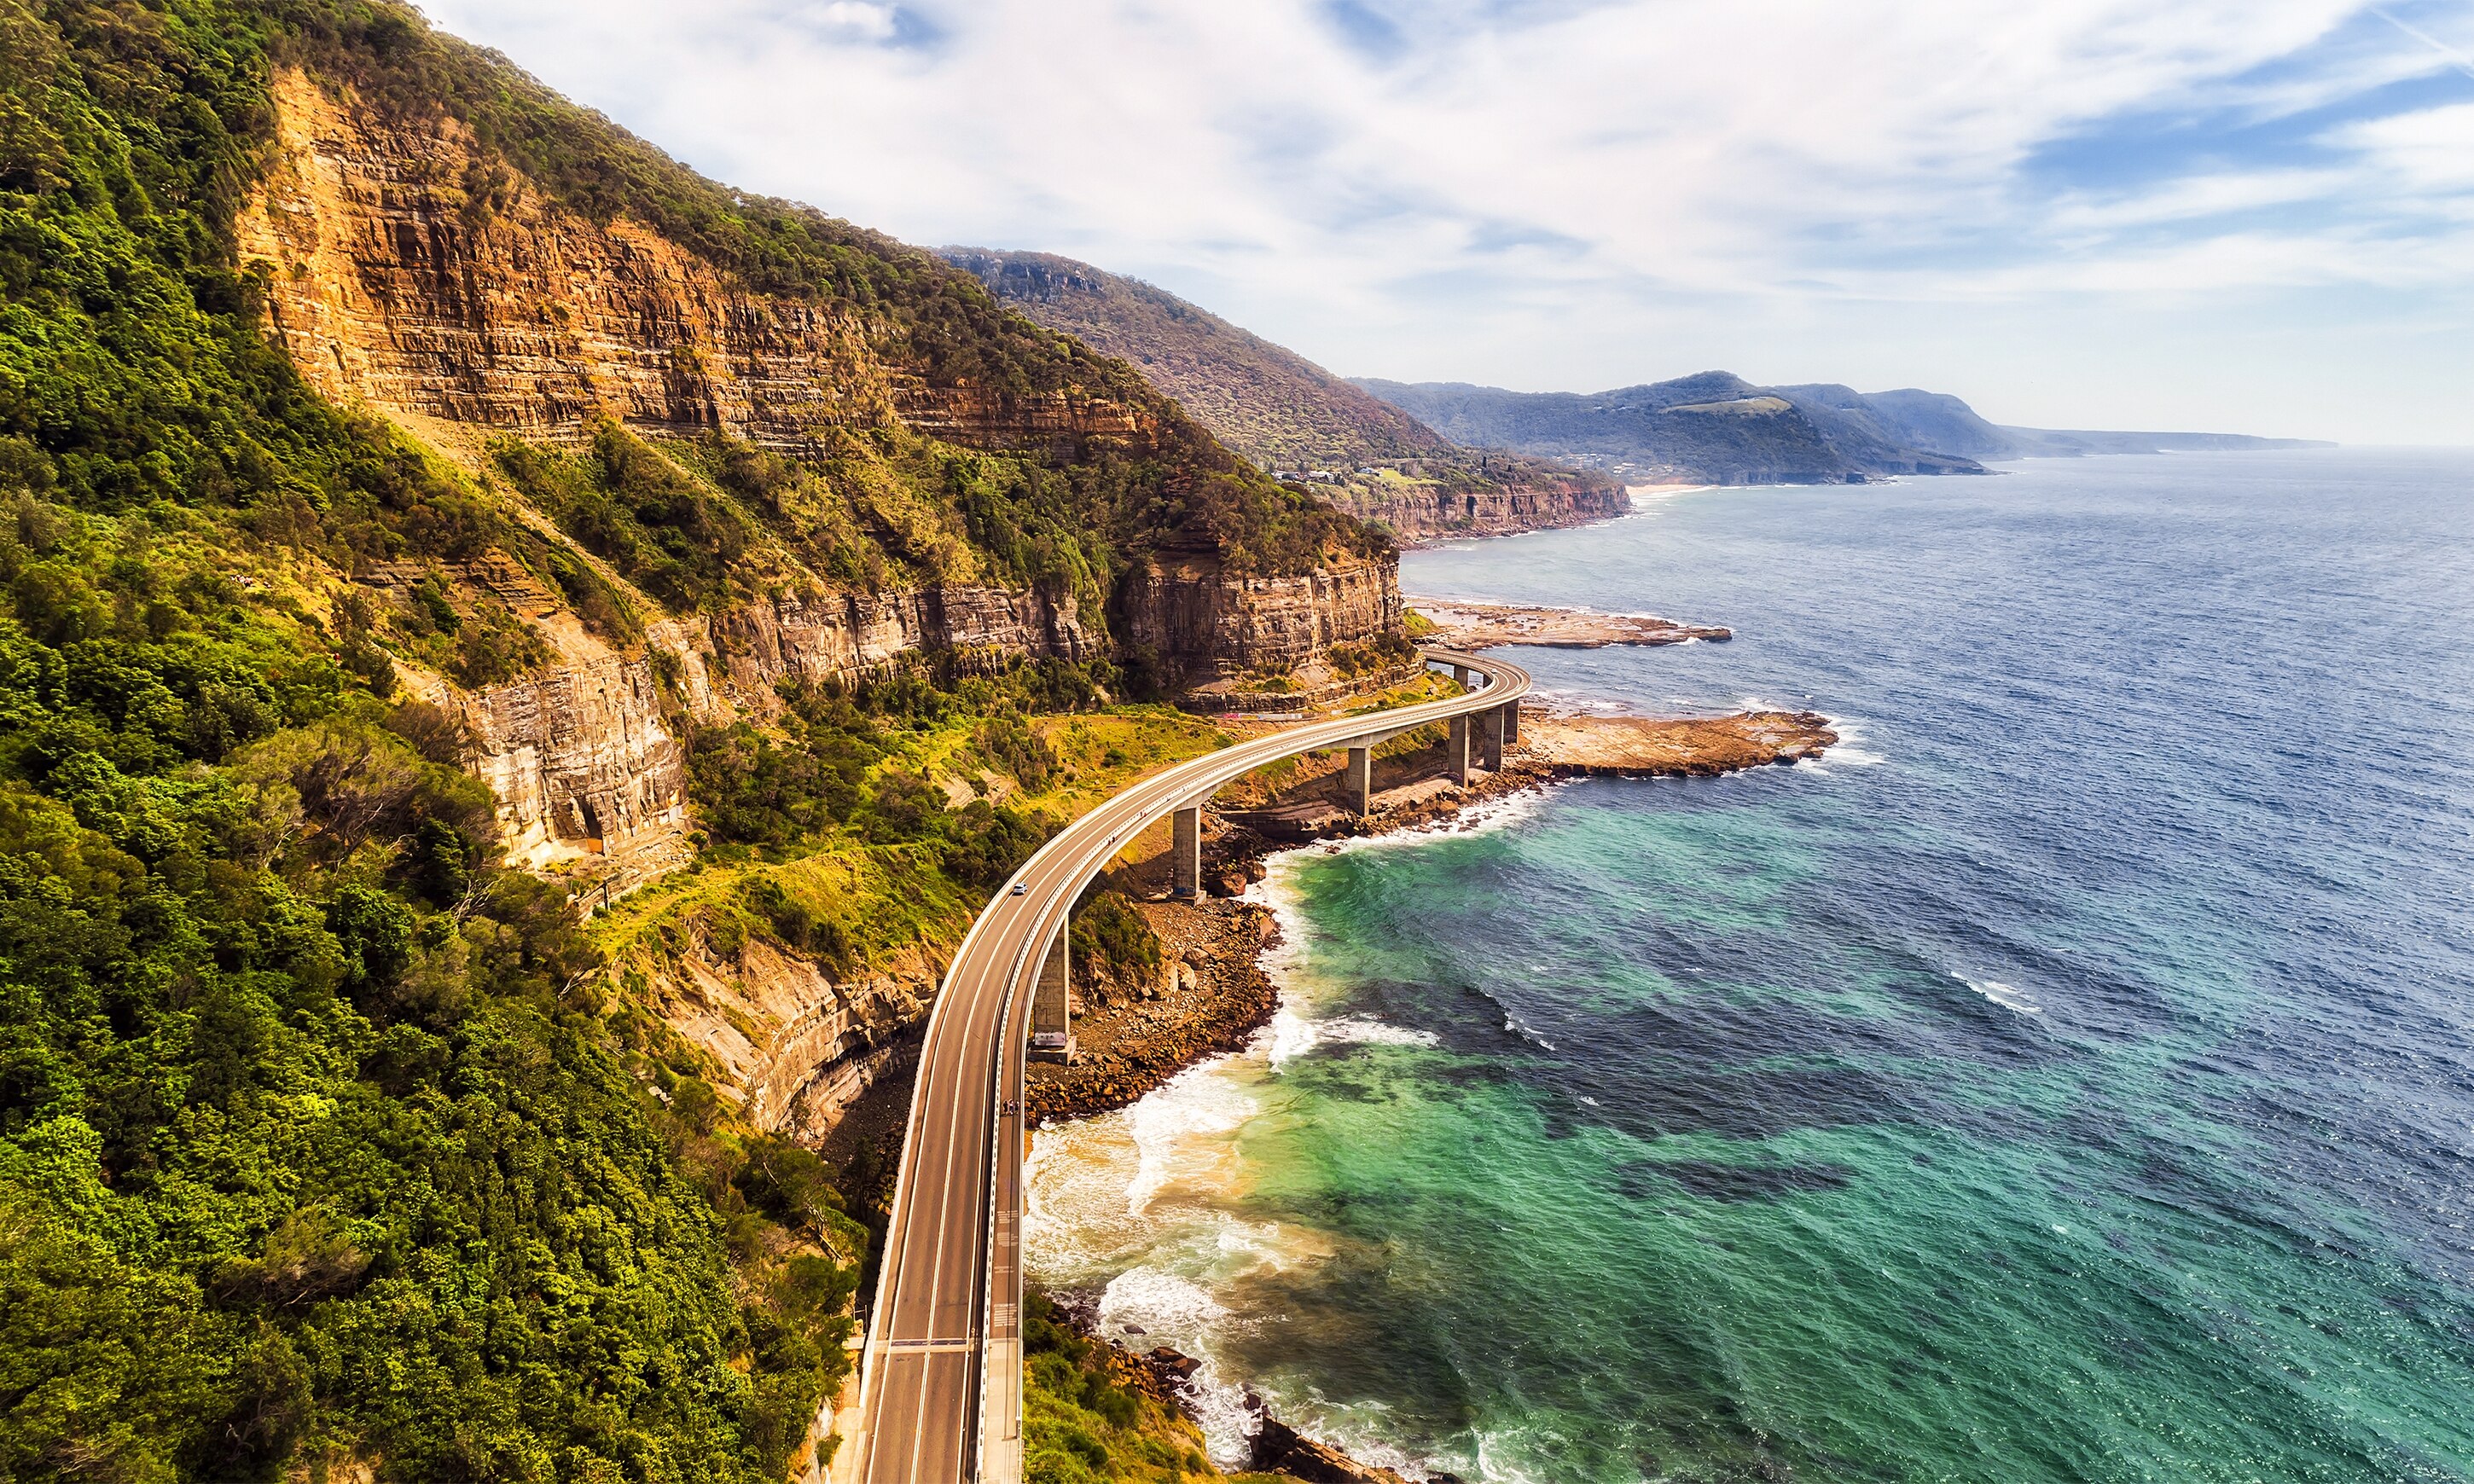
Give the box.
[1026,450,2474,1483]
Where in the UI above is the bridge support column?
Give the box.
[1449,663,1468,688]
[1501,699,1520,745]
[1447,715,1472,784]
[1171,805,1202,899]
[1482,706,1505,771]
[1344,745,1373,815]
[1030,930,1073,1063]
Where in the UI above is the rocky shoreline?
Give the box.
[1018,701,1839,1481]
[1048,1291,1436,1484]
[1025,704,1838,1127]
[1024,897,1284,1122]
[1408,596,1733,648]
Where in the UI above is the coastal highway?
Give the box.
[849,648,1530,1484]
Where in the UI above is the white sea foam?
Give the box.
[1125,1058,1263,1214]
[1501,1013,1557,1051]
[1097,1265,1228,1334]
[1957,972,2043,1015]
[1268,1011,1441,1069]
[1801,713,1886,771]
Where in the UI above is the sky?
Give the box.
[417,0,2474,443]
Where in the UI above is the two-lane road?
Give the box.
[851,649,1530,1484]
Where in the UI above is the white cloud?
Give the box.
[415,0,2474,442]
[796,3,896,42]
[2331,100,2474,191]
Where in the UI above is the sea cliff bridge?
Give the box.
[848,648,1532,1483]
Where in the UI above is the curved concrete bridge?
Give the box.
[849,649,1531,1484]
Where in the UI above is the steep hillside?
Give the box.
[1361,375,2330,478]
[938,249,1449,467]
[940,248,1629,541]
[0,3,1401,1480]
[1357,373,1989,484]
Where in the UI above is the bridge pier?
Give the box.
[1502,699,1520,744]
[1344,745,1373,815]
[1171,805,1202,898]
[1447,715,1472,784]
[1482,704,1505,771]
[1029,930,1073,1062]
[1449,662,1468,688]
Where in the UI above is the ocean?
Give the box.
[1024,449,2474,1483]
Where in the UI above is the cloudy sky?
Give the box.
[421,0,2474,443]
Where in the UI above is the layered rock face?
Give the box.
[438,584,1089,878]
[1328,475,1631,543]
[461,655,687,870]
[652,937,934,1139]
[1118,554,1402,690]
[238,65,1405,931]
[694,585,1090,699]
[236,68,1154,456]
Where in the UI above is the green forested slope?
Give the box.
[0,2,1274,1479]
[0,4,874,1475]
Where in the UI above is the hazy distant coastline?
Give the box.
[1356,374,2332,486]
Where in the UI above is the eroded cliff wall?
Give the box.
[1328,476,1632,543]
[1118,553,1402,693]
[234,66,1408,1148]
[235,68,1155,456]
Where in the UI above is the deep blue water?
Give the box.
[1030,449,2474,1482]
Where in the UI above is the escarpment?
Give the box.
[237,68,1158,456]
[1327,470,1633,542]
[238,63,1400,878]
[1119,552,1404,697]
[217,43,1423,1175]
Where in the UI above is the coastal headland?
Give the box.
[1412,596,1734,648]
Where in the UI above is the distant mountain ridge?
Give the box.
[938,248,1629,541]
[1356,375,2332,484]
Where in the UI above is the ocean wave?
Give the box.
[1126,1058,1263,1214]
[1801,713,1886,771]
[1097,1265,1228,1333]
[1269,1010,1442,1069]
[1956,972,2043,1015]
[1501,1012,1558,1051]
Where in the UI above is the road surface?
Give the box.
[850,649,1531,1484]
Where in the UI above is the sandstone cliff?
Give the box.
[1118,552,1403,698]
[1325,472,1632,542]
[658,937,935,1139]
[237,65,1397,877]
[237,70,1156,458]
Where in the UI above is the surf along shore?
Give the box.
[1025,597,1832,1123]
[996,600,1834,1480]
